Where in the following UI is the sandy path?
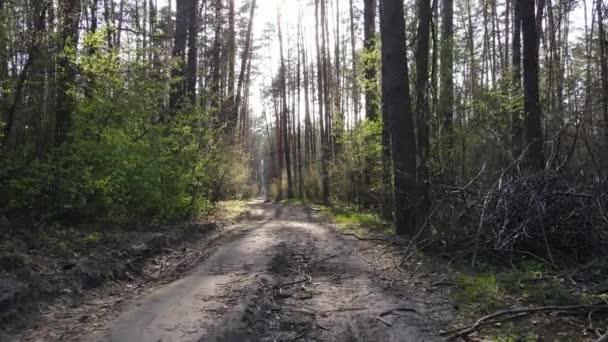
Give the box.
[86,201,444,342]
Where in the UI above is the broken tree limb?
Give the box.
[441,304,608,340]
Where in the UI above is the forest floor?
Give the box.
[2,200,605,341]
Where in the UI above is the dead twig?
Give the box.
[278,275,312,293]
[401,163,487,267]
[340,232,389,243]
[376,316,393,326]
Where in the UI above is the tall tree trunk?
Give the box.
[348,0,359,123]
[234,0,256,135]
[321,0,333,156]
[0,0,9,130]
[440,0,454,172]
[521,0,544,169]
[378,0,393,221]
[56,0,81,145]
[223,0,235,127]
[363,0,378,120]
[102,0,113,49]
[210,0,222,114]
[380,0,419,235]
[302,35,313,165]
[5,0,47,147]
[186,0,198,105]
[512,0,522,158]
[315,0,330,203]
[415,0,431,224]
[169,0,188,110]
[597,0,608,145]
[278,12,294,198]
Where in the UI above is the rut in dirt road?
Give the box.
[88,201,448,342]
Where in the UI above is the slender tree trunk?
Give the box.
[505,0,510,68]
[5,1,47,147]
[521,0,544,169]
[378,0,393,222]
[186,0,199,105]
[56,0,81,145]
[597,0,608,145]
[210,0,222,114]
[302,36,313,166]
[278,13,294,198]
[348,0,359,123]
[363,0,378,120]
[169,0,188,110]
[0,0,10,132]
[103,0,114,49]
[315,0,330,203]
[512,0,523,158]
[440,0,454,170]
[234,0,256,134]
[415,0,432,225]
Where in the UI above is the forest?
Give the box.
[1,0,608,340]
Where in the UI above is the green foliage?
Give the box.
[0,34,250,225]
[358,36,381,113]
[301,166,322,201]
[432,77,523,181]
[331,119,384,207]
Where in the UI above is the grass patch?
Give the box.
[316,204,393,234]
[212,200,250,221]
[455,262,580,313]
[452,260,589,339]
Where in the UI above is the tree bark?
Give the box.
[56,0,81,145]
[380,0,419,235]
[521,0,544,169]
[234,0,256,135]
[315,0,330,203]
[209,0,222,115]
[186,0,199,105]
[415,0,432,225]
[168,0,188,110]
[440,0,454,158]
[278,12,294,198]
[348,0,359,123]
[597,0,608,145]
[512,0,523,158]
[363,0,378,120]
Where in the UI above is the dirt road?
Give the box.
[82,201,447,341]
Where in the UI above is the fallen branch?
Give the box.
[596,330,608,342]
[278,275,312,293]
[379,307,418,316]
[401,163,487,267]
[376,316,393,326]
[441,304,608,339]
[340,232,389,243]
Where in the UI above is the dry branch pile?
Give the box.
[439,171,608,262]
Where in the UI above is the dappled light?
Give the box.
[1,0,607,340]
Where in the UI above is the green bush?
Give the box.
[0,37,249,225]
